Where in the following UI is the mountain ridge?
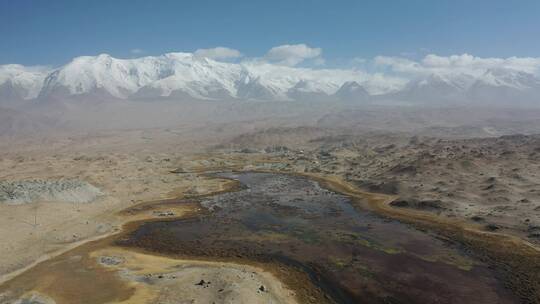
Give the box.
[1,53,539,105]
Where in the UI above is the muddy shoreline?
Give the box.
[118,171,520,304]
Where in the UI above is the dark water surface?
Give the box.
[119,172,518,304]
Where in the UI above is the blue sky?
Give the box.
[2,0,540,66]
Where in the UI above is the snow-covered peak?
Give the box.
[143,54,242,99]
[334,81,370,102]
[41,53,177,98]
[412,73,476,91]
[338,81,367,92]
[478,68,540,90]
[0,64,50,100]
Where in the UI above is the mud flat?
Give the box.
[118,172,519,304]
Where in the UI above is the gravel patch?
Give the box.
[0,179,102,205]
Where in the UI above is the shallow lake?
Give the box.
[119,172,518,304]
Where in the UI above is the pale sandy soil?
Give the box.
[0,129,226,282]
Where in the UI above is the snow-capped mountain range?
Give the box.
[1,52,539,105]
[386,69,540,105]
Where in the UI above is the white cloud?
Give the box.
[374,56,422,73]
[264,44,323,66]
[130,48,145,55]
[194,47,242,60]
[375,53,540,76]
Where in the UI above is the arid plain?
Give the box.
[1,105,540,304]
